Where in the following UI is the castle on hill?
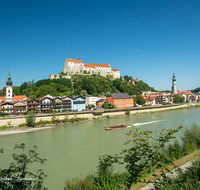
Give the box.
[49,58,120,79]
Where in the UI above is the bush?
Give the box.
[26,112,36,127]
[125,108,130,116]
[168,139,184,159]
[64,175,94,190]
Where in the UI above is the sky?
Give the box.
[0,0,200,91]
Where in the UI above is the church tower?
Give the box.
[6,71,13,102]
[171,73,178,94]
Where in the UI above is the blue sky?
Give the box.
[0,0,199,91]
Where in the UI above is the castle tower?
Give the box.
[6,71,13,102]
[171,73,178,94]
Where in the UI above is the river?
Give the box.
[1,107,200,189]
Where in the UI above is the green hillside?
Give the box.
[8,75,155,98]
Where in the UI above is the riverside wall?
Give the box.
[0,103,199,127]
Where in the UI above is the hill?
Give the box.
[8,75,155,98]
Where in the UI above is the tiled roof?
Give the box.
[111,69,119,72]
[0,95,27,102]
[67,58,83,63]
[108,93,133,99]
[84,63,110,68]
[84,63,95,68]
[178,91,192,94]
[145,95,157,100]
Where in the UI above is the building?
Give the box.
[106,93,134,109]
[96,99,106,108]
[85,96,100,106]
[73,95,86,111]
[172,73,178,94]
[0,73,28,115]
[49,58,120,80]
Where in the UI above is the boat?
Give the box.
[104,124,131,130]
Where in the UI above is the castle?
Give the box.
[49,58,120,79]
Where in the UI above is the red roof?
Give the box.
[0,95,27,102]
[67,58,83,63]
[84,63,110,68]
[112,69,119,72]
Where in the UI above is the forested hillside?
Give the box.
[192,87,200,94]
[1,75,155,98]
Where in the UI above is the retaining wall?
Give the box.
[0,103,199,127]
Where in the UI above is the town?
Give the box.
[0,60,199,115]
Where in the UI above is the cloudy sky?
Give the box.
[0,0,199,91]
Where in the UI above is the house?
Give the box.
[85,96,99,106]
[13,101,27,114]
[73,95,86,111]
[40,96,54,112]
[61,96,73,111]
[106,93,134,109]
[1,101,14,114]
[26,98,40,112]
[144,95,157,106]
[96,99,106,108]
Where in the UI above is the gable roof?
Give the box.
[84,63,110,68]
[108,93,133,99]
[67,58,83,63]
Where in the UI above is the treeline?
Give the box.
[1,75,155,98]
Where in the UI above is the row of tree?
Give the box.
[0,75,155,99]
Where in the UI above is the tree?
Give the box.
[174,95,184,103]
[0,143,47,190]
[135,95,146,105]
[26,112,36,127]
[97,125,182,189]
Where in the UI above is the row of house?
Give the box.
[0,93,135,115]
[141,91,199,106]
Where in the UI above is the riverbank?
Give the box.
[0,102,199,136]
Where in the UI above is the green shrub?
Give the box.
[168,139,184,159]
[125,108,130,116]
[64,175,94,190]
[26,112,36,127]
[182,124,200,151]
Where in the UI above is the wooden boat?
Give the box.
[104,124,131,130]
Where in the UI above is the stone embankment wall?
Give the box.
[0,103,199,127]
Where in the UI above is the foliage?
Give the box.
[51,110,58,124]
[191,87,200,94]
[167,139,184,159]
[155,159,200,190]
[181,123,200,153]
[173,95,184,103]
[7,75,155,98]
[26,112,36,127]
[0,143,47,190]
[134,95,146,105]
[86,104,95,110]
[125,108,130,116]
[97,125,182,189]
[64,175,94,190]
[101,101,114,109]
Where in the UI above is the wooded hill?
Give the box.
[0,75,155,99]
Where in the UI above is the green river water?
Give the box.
[1,107,200,189]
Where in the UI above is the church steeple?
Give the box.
[6,71,13,102]
[171,73,178,94]
[6,71,13,86]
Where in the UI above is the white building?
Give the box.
[49,58,120,80]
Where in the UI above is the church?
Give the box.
[0,73,27,115]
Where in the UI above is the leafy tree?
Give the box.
[0,143,47,190]
[86,104,95,110]
[26,112,36,127]
[174,95,184,103]
[0,87,6,96]
[97,125,182,189]
[134,95,146,105]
